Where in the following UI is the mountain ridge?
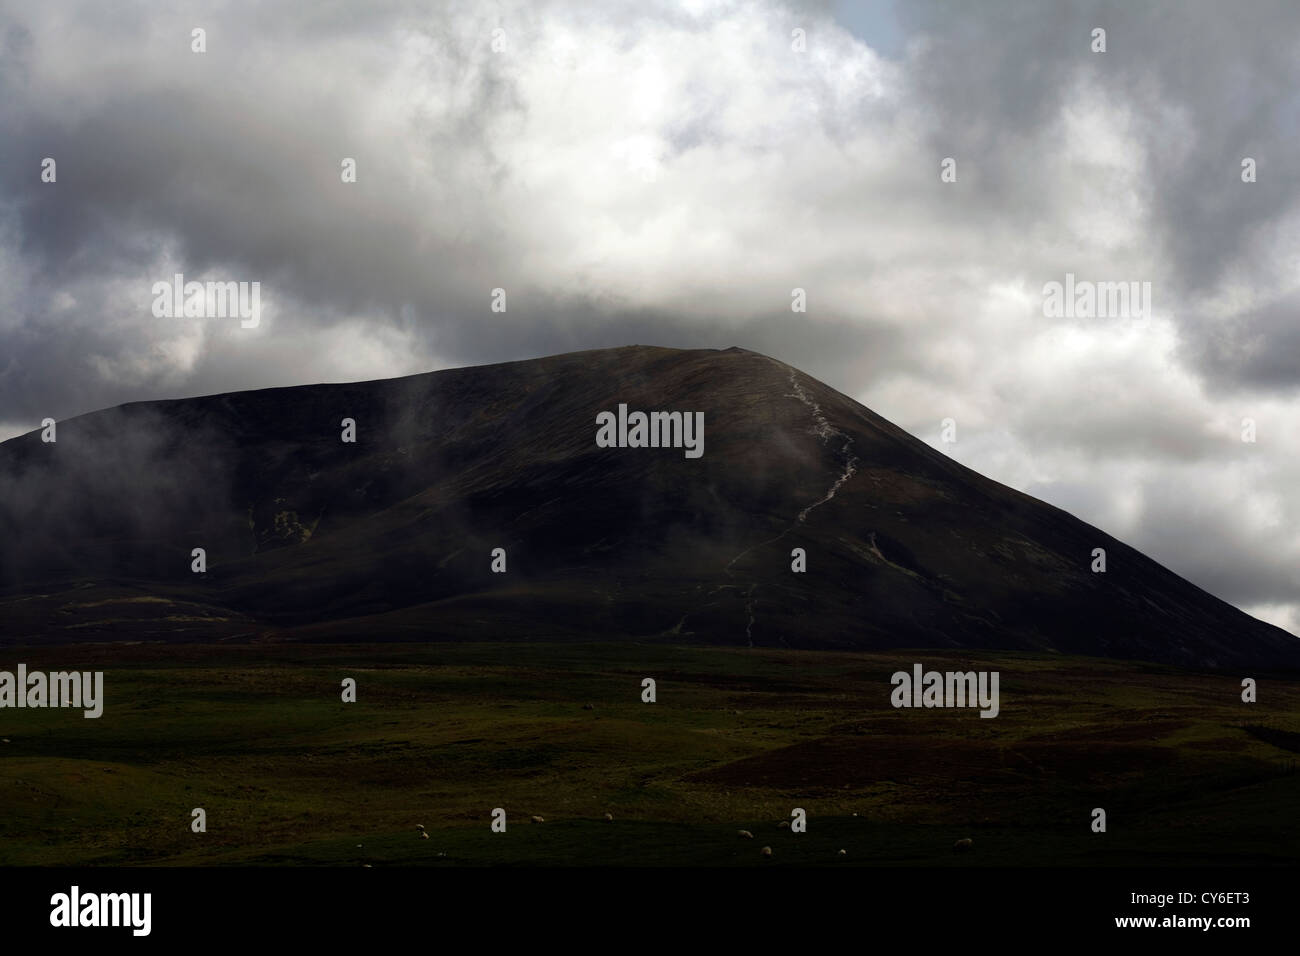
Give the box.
[1,344,1295,672]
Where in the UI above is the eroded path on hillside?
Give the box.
[676,363,862,646]
[782,366,859,523]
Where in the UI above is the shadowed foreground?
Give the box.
[1,643,1296,867]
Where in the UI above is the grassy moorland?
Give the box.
[0,642,1296,867]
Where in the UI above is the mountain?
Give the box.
[1,345,1296,671]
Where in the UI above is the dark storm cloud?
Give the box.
[898,0,1300,354]
[1184,292,1300,396]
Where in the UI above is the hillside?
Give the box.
[1,345,1296,671]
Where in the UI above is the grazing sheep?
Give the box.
[604,813,614,821]
[416,824,425,831]
[760,846,772,857]
[737,830,754,839]
[954,838,973,852]
[837,849,846,856]
[421,832,430,840]
[531,815,545,823]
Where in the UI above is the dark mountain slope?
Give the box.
[1,345,1295,671]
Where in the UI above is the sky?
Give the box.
[1,0,1298,634]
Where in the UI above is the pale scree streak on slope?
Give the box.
[676,363,862,646]
[723,364,861,572]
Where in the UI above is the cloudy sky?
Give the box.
[2,0,1298,634]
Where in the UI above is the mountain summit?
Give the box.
[2,345,1296,670]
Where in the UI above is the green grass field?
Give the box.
[1,643,1296,866]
